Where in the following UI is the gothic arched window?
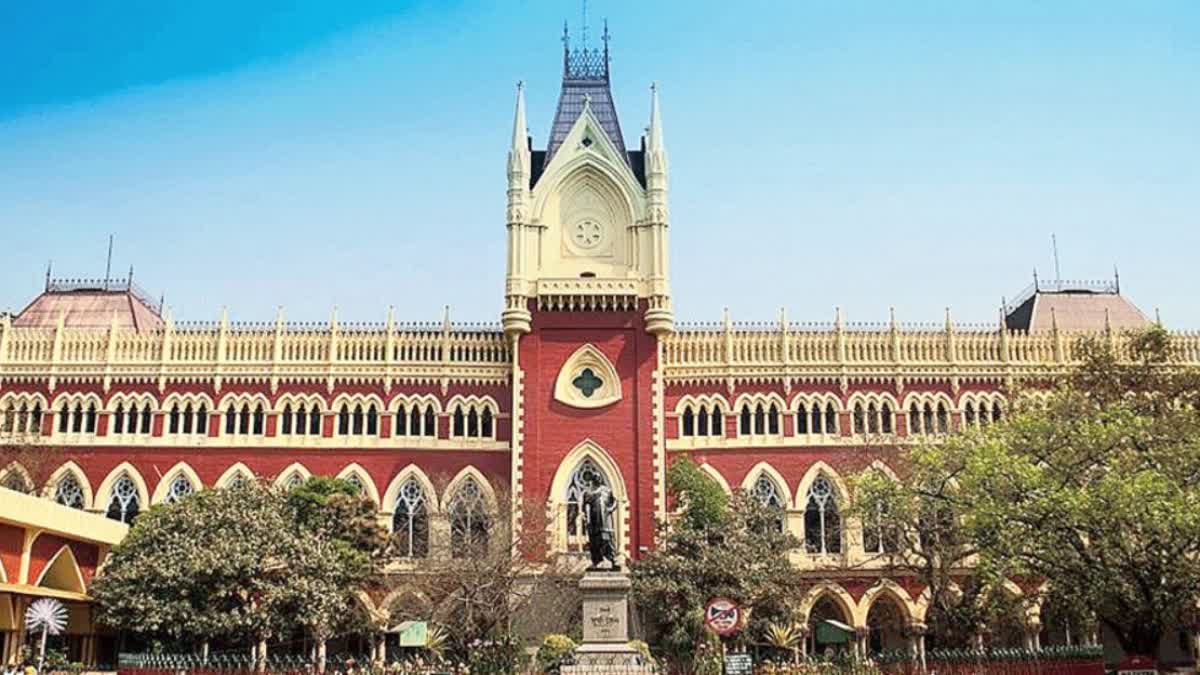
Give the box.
[481,408,494,438]
[824,403,837,435]
[55,474,85,509]
[804,476,842,555]
[393,478,430,558]
[106,475,140,524]
[113,404,126,434]
[681,406,695,437]
[163,475,195,504]
[1,471,32,494]
[566,458,608,551]
[449,478,490,558]
[423,407,436,437]
[282,404,294,435]
[752,473,786,532]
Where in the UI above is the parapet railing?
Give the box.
[0,314,511,391]
[662,315,1200,385]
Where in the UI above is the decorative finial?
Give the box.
[44,260,52,291]
[1155,307,1162,325]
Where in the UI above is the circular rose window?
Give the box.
[571,219,604,249]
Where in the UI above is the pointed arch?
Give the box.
[95,462,150,514]
[795,461,850,508]
[0,462,34,494]
[914,580,963,622]
[44,461,94,510]
[151,462,204,504]
[695,462,732,495]
[739,461,791,509]
[798,581,858,625]
[336,463,381,506]
[534,135,643,229]
[444,466,498,510]
[381,464,440,515]
[34,544,87,594]
[856,579,917,626]
[554,344,623,409]
[215,462,256,489]
[547,439,630,555]
[273,462,312,490]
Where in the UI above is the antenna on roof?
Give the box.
[104,234,114,285]
[1051,233,1061,286]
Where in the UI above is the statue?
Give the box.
[582,481,619,570]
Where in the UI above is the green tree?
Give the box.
[286,476,391,576]
[856,326,1200,656]
[633,458,804,673]
[92,482,297,646]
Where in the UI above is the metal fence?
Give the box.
[118,646,1101,675]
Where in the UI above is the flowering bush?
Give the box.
[536,634,577,674]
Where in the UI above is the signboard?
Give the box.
[724,653,753,675]
[1116,655,1157,675]
[704,597,742,636]
[388,620,428,647]
[814,619,854,645]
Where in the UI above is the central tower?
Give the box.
[502,22,672,338]
[504,23,672,562]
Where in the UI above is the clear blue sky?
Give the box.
[1,1,1196,326]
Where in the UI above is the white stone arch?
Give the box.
[330,392,386,412]
[215,462,256,489]
[0,462,34,493]
[547,439,631,555]
[674,393,731,416]
[799,581,858,626]
[106,390,158,413]
[336,463,381,506]
[696,462,733,495]
[902,391,955,435]
[553,344,622,410]
[275,392,326,414]
[795,461,851,509]
[95,462,151,515]
[216,392,271,411]
[445,394,501,439]
[443,466,498,510]
[273,462,312,490]
[846,391,899,432]
[740,461,791,509]
[382,464,440,517]
[0,391,49,433]
[533,135,644,228]
[913,580,963,623]
[856,579,918,626]
[151,461,204,504]
[386,393,443,415]
[161,391,216,410]
[34,544,86,594]
[50,391,102,411]
[732,392,787,437]
[43,461,94,509]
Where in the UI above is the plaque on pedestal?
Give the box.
[563,570,652,673]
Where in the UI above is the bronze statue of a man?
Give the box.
[582,482,619,570]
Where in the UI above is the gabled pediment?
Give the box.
[535,102,645,207]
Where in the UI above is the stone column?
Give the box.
[855,626,871,660]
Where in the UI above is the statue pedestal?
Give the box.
[563,570,651,673]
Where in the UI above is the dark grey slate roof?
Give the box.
[542,42,630,172]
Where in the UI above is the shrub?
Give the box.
[536,634,577,674]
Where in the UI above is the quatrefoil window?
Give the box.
[572,219,603,249]
[554,344,622,409]
[572,369,604,398]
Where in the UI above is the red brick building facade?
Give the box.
[1,28,1187,663]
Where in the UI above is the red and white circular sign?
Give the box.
[704,597,742,636]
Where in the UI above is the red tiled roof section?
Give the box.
[1027,292,1149,333]
[13,290,163,332]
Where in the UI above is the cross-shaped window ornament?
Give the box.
[572,368,604,398]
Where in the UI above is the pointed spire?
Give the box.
[508,81,531,181]
[275,306,285,329]
[442,305,452,333]
[944,307,953,332]
[647,82,664,152]
[330,306,339,331]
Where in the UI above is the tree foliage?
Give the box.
[853,326,1200,655]
[93,477,387,647]
[633,458,804,673]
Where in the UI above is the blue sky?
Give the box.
[1,1,1196,325]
